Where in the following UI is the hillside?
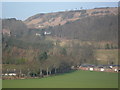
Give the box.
[2,7,119,76]
[24,7,118,29]
[49,15,118,42]
[2,7,118,43]
[2,18,28,38]
[23,7,118,43]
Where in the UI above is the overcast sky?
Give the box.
[2,2,118,20]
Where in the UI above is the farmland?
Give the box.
[2,70,118,88]
[95,49,118,65]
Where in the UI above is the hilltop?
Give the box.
[24,7,118,29]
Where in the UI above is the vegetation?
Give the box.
[3,70,118,88]
[2,7,118,78]
[3,37,96,76]
[2,18,28,38]
[95,49,118,65]
[50,15,118,42]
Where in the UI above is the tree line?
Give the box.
[2,38,96,77]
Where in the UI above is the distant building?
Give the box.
[44,31,51,35]
[35,33,41,36]
[3,73,17,76]
[8,73,17,76]
[38,25,44,28]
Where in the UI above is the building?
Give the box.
[35,33,41,36]
[44,31,51,35]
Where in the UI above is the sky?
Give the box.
[2,2,118,20]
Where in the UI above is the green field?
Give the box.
[95,49,118,64]
[2,70,118,88]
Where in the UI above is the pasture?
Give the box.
[95,49,118,64]
[2,70,118,88]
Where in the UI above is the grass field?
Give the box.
[2,70,118,88]
[95,49,118,64]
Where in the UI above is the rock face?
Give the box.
[24,7,118,29]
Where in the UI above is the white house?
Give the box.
[4,73,8,76]
[114,69,118,72]
[44,31,51,35]
[8,73,17,76]
[109,66,113,69]
[89,68,93,71]
[100,68,104,71]
[36,33,41,36]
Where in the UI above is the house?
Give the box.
[44,31,51,35]
[89,68,94,71]
[8,73,17,76]
[4,73,8,76]
[38,25,44,28]
[3,73,17,76]
[100,68,105,71]
[35,33,41,36]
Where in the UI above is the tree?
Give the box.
[60,48,67,56]
[79,45,96,65]
[105,43,110,49]
[107,56,115,65]
[50,55,61,74]
[68,41,96,66]
[37,51,48,76]
[42,57,53,76]
[39,52,48,60]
